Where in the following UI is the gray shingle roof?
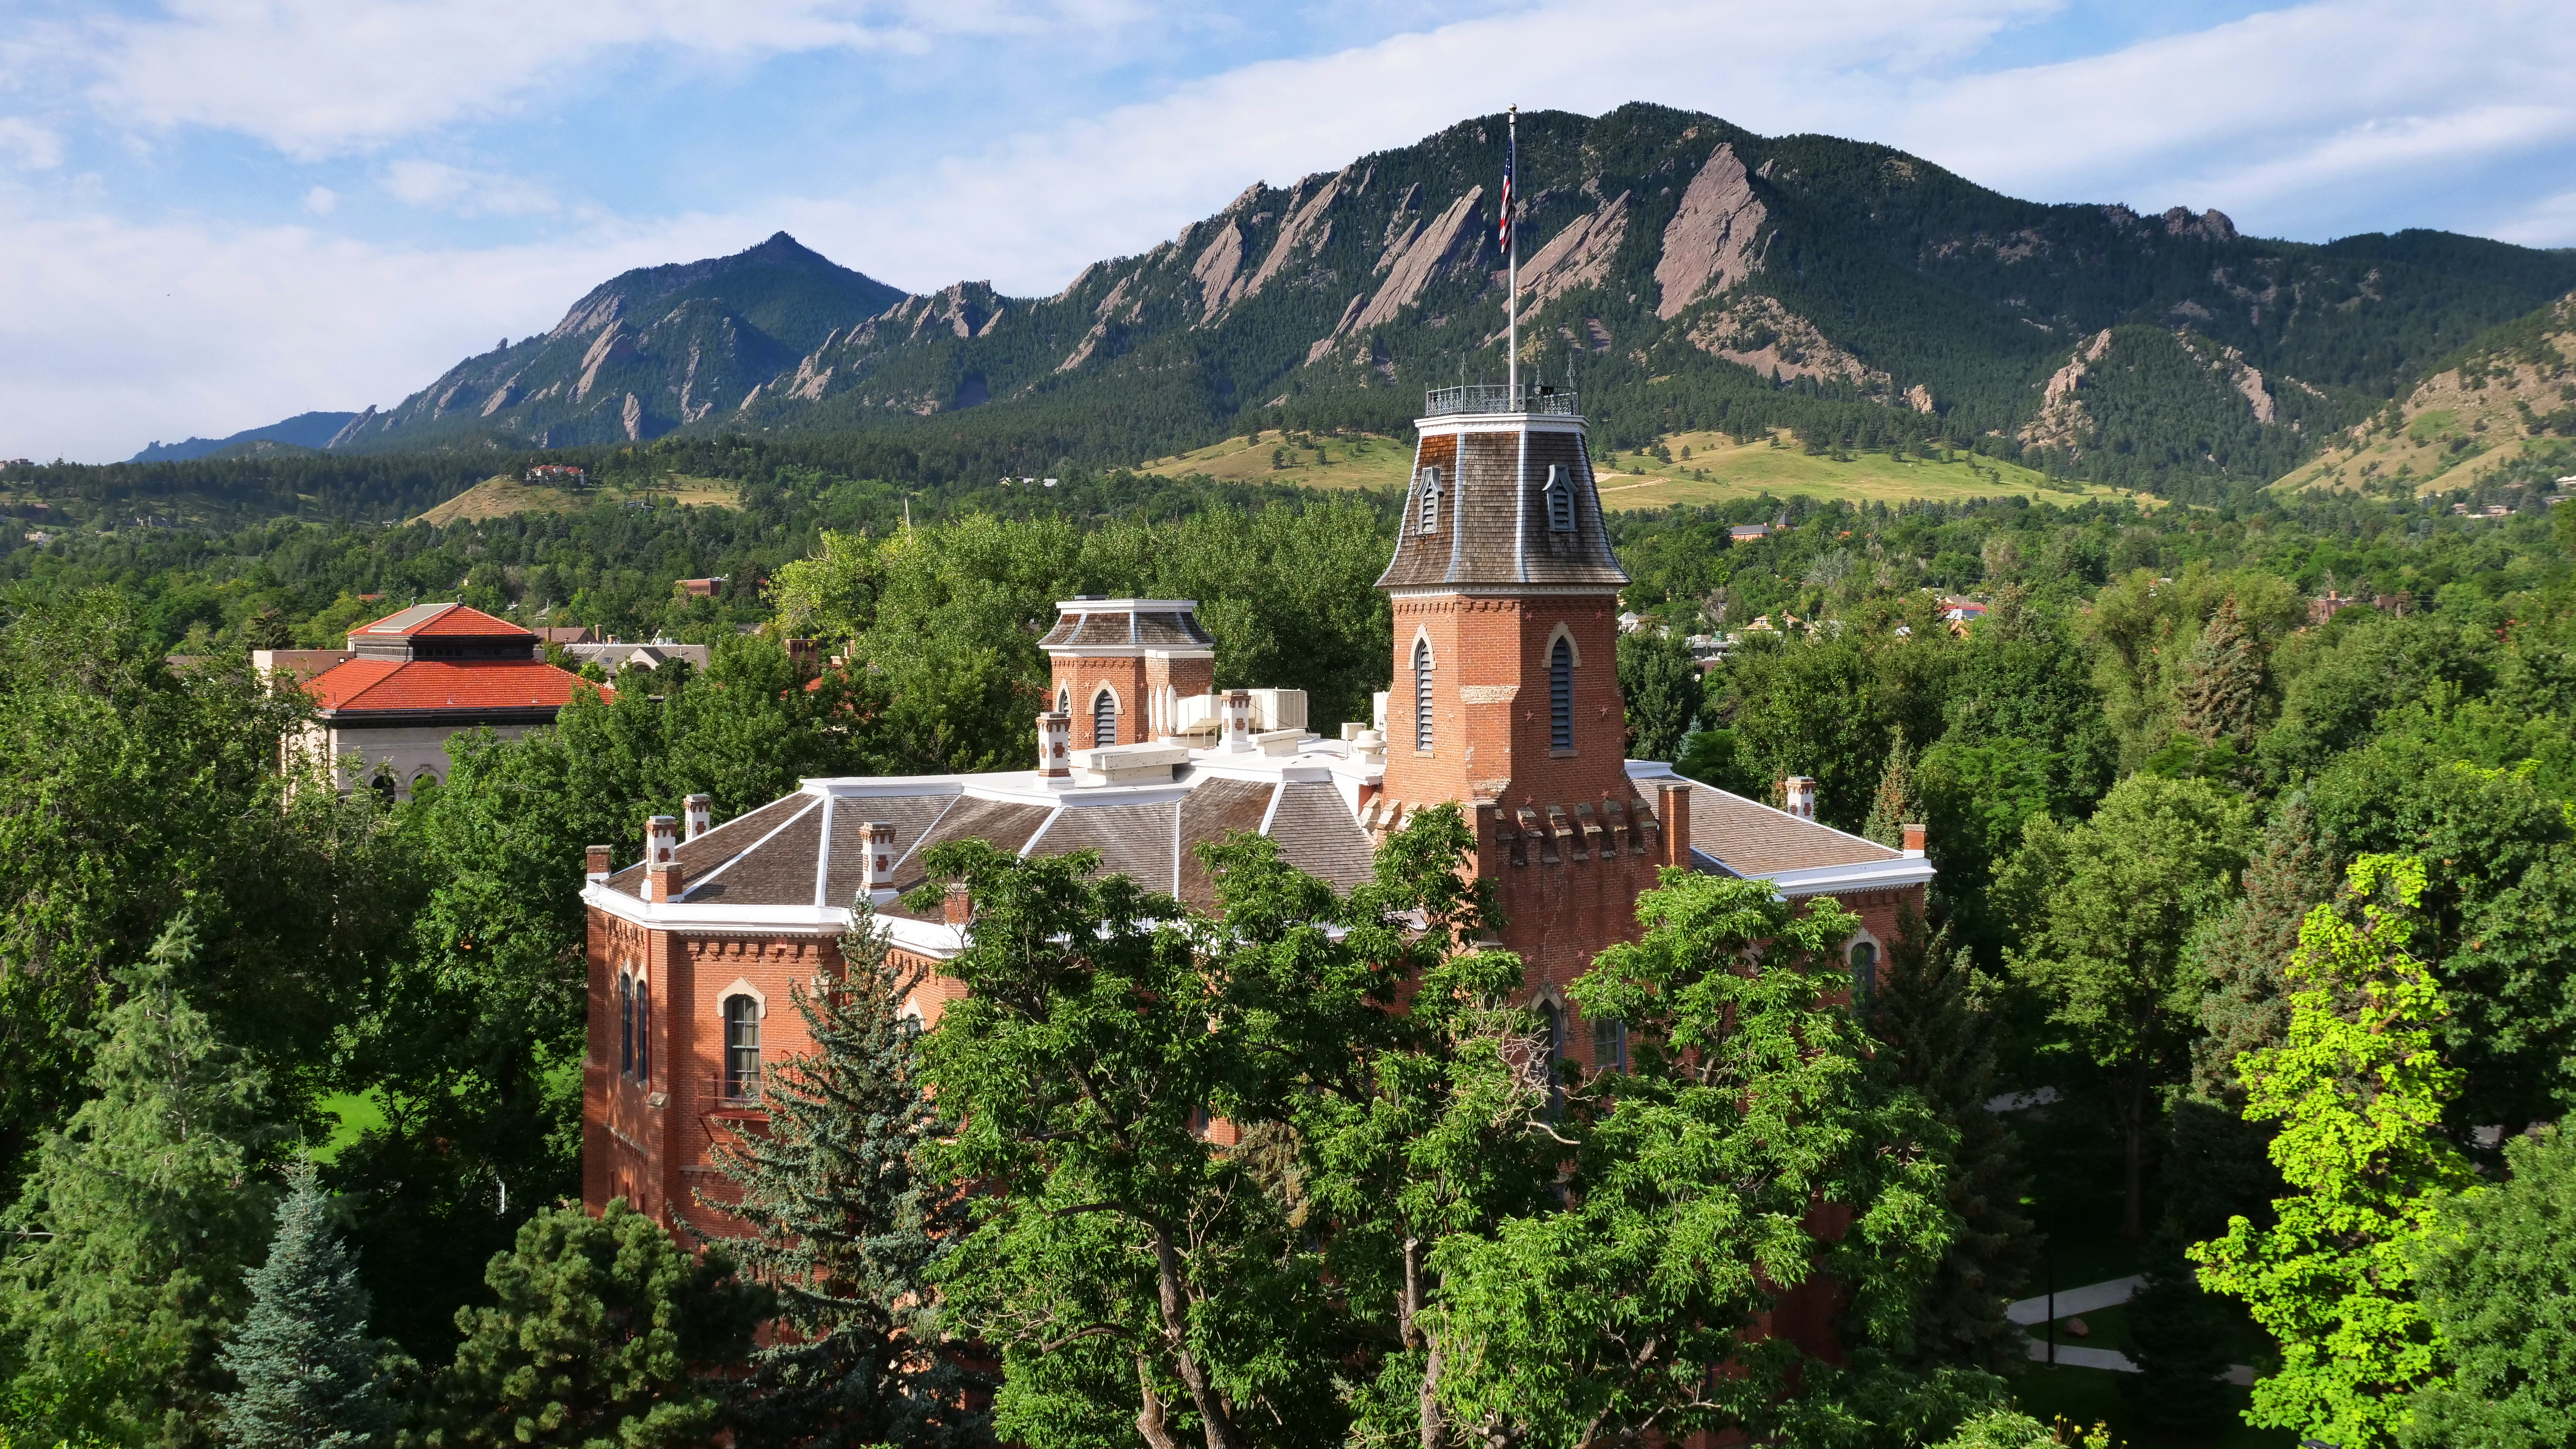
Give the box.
[1377,424,1628,590]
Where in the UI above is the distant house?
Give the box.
[1729,524,1771,542]
[2309,590,2364,626]
[567,639,713,674]
[526,464,587,485]
[674,576,727,599]
[1939,597,1987,623]
[533,625,596,647]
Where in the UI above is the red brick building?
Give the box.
[582,387,1930,1238]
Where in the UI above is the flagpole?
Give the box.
[1507,104,1518,407]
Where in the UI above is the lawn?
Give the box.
[312,1090,386,1162]
[2008,1364,2296,1449]
[1140,426,2143,512]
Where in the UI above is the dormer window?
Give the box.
[1417,468,1442,534]
[1544,465,1575,533]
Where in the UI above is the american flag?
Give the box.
[1497,127,1515,251]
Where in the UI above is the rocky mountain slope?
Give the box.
[2271,289,2576,494]
[327,104,2576,499]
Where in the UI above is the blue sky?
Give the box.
[2,0,2571,462]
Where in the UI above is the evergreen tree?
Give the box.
[418,1202,769,1449]
[2191,799,2342,1101]
[1861,727,1922,849]
[0,914,281,1449]
[2405,1123,2576,1448]
[1871,915,2034,1373]
[1614,626,1700,762]
[707,904,989,1449]
[217,1163,392,1449]
[2174,594,2266,749]
[2192,855,2474,1449]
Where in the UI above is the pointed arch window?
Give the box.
[635,978,649,1085]
[618,972,634,1077]
[1417,467,1442,534]
[1549,636,1574,751]
[1056,684,1070,715]
[1849,940,1879,1013]
[1092,688,1119,748]
[723,994,759,1102]
[1544,464,1575,533]
[1413,638,1435,753]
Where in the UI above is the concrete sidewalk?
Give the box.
[2006,1275,2144,1325]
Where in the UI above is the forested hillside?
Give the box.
[265,104,2576,503]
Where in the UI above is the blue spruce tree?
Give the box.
[707,903,990,1449]
[217,1162,391,1449]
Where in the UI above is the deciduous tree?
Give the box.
[2192,855,2474,1449]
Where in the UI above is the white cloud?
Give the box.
[302,184,337,214]
[0,117,63,169]
[0,203,762,462]
[85,0,1156,159]
[382,160,557,217]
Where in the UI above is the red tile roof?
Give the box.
[353,601,532,638]
[305,658,602,714]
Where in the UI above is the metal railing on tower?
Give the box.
[1423,384,1580,417]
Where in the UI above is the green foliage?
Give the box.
[1861,726,1921,848]
[913,837,1339,1449]
[0,591,404,1184]
[341,636,870,1357]
[1431,872,1986,1447]
[217,1163,394,1449]
[2002,775,2253,1235]
[2174,594,2268,748]
[1713,596,1952,831]
[1614,627,1700,761]
[2404,1123,2576,1448]
[2192,855,2475,1449]
[1,916,284,1449]
[1871,918,2034,1373]
[707,907,989,1449]
[412,1202,767,1449]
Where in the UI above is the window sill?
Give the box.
[1550,747,1578,758]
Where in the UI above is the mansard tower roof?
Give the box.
[1375,386,1627,593]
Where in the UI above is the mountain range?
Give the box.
[130,410,361,463]
[224,104,2576,497]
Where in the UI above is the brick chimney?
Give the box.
[585,844,612,883]
[1901,822,1926,858]
[682,793,712,840]
[643,814,681,903]
[1782,777,1817,821]
[1037,709,1072,782]
[1656,779,1693,869]
[861,820,897,907]
[943,881,972,929]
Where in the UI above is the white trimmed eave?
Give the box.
[582,882,968,959]
[1752,857,1937,897]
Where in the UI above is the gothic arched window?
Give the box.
[1092,688,1119,748]
[1056,684,1070,715]
[635,978,649,1085]
[1849,940,1879,1011]
[723,994,760,1101]
[1544,464,1575,533]
[618,973,634,1077]
[1549,636,1574,751]
[1417,467,1442,534]
[1413,638,1435,753]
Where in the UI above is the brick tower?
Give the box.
[1375,385,1686,1024]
